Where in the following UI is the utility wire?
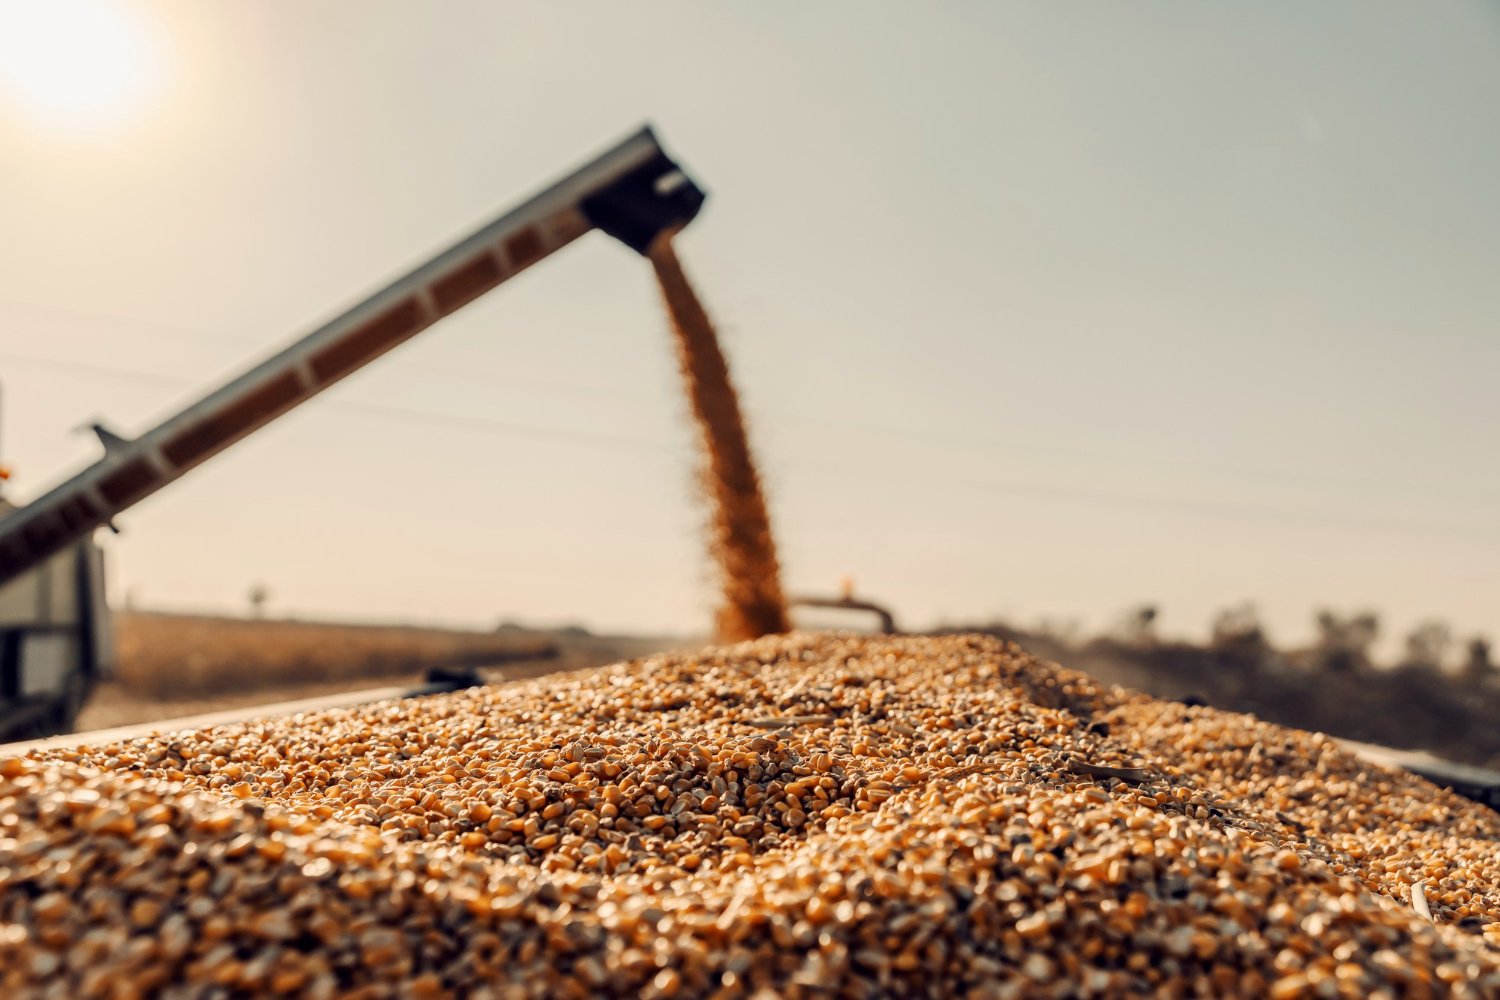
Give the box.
[0,295,1450,502]
[2,348,1495,543]
[0,351,670,454]
[0,297,640,402]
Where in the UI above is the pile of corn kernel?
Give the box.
[3,633,1498,998]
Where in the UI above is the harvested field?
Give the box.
[5,632,1500,997]
[80,612,669,732]
[111,612,558,699]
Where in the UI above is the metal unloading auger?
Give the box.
[0,125,705,585]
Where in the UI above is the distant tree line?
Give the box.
[1096,602,1495,684]
[947,603,1499,765]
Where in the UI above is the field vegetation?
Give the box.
[113,611,558,698]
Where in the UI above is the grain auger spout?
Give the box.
[0,126,705,585]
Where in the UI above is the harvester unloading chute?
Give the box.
[0,125,705,586]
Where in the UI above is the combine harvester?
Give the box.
[0,126,704,741]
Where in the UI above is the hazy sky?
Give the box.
[1,2,1497,652]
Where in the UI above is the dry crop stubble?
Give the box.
[112,612,556,699]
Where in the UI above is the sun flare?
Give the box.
[0,0,161,134]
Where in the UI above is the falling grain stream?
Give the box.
[648,232,790,642]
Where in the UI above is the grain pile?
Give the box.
[649,232,790,642]
[4,632,1500,998]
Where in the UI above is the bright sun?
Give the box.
[0,0,161,134]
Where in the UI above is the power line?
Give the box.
[791,455,1500,542]
[2,348,1495,544]
[0,295,1456,503]
[0,350,671,454]
[329,398,673,453]
[0,297,644,403]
